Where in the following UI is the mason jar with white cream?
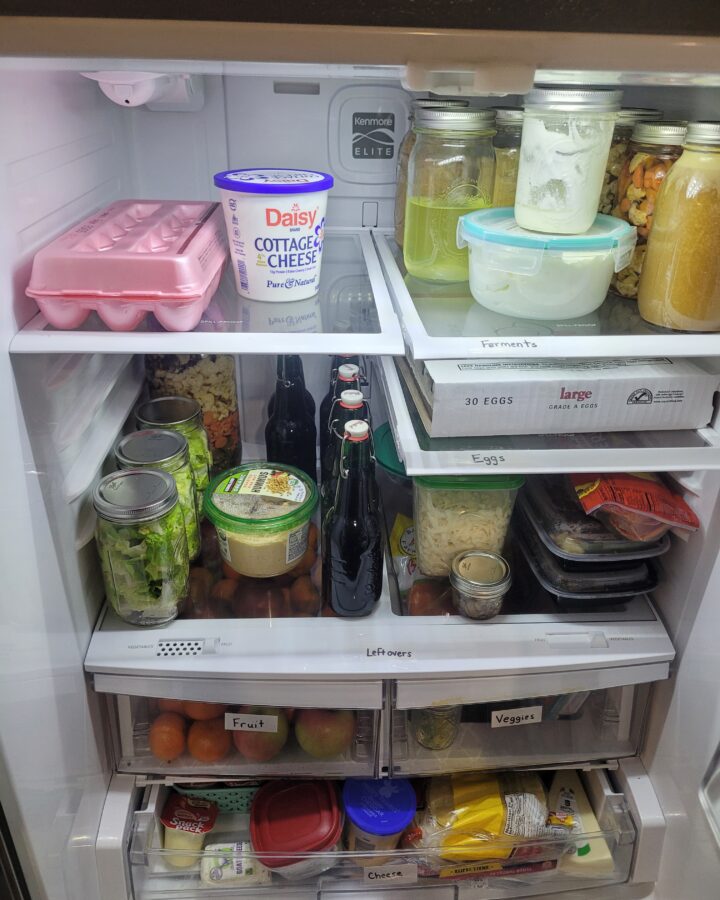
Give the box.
[515,88,621,235]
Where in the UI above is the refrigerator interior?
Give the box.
[1,56,720,900]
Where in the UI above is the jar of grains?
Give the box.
[598,108,661,215]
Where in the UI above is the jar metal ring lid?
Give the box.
[492,106,524,125]
[412,98,469,111]
[415,108,496,131]
[115,429,189,470]
[631,121,687,145]
[136,396,202,429]
[685,121,720,146]
[616,107,662,125]
[450,550,512,600]
[524,87,622,112]
[93,469,178,523]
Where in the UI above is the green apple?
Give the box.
[295,709,356,759]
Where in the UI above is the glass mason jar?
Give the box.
[93,469,189,626]
[394,99,469,247]
[611,121,686,299]
[145,354,241,475]
[135,396,213,517]
[638,122,720,332]
[404,108,496,283]
[115,429,201,561]
[410,705,462,750]
[515,88,621,234]
[491,107,523,207]
[598,108,661,215]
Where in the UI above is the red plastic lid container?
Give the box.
[250,780,342,868]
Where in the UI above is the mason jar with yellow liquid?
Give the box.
[638,121,720,332]
[404,108,496,282]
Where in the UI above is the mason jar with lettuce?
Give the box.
[115,429,201,560]
[135,396,213,517]
[93,469,189,626]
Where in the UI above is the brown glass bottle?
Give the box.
[265,355,318,483]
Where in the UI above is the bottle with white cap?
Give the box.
[318,362,361,463]
[320,389,371,518]
[322,419,382,617]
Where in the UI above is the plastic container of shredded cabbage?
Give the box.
[204,463,318,578]
[413,474,524,577]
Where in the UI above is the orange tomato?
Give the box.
[187,717,231,763]
[183,700,228,721]
[149,712,186,762]
[158,698,186,715]
[289,575,321,616]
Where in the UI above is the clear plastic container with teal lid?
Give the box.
[115,428,201,561]
[204,463,318,579]
[413,473,524,576]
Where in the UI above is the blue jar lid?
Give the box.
[458,208,635,252]
[342,778,416,837]
[214,168,334,194]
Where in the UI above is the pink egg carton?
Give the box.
[26,200,229,332]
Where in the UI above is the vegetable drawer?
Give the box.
[391,682,651,776]
[112,766,642,900]
[98,686,381,779]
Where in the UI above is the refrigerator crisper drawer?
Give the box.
[392,683,650,776]
[121,769,637,900]
[100,689,381,779]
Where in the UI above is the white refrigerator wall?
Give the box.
[2,61,720,900]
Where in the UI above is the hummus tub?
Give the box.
[214,168,334,302]
[203,463,318,578]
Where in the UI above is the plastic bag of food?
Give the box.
[402,773,574,865]
[570,473,699,542]
[406,580,456,616]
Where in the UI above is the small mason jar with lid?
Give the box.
[491,107,524,207]
[404,108,496,282]
[515,88,621,234]
[450,550,512,620]
[136,396,213,516]
[598,108,661,215]
[93,469,189,626]
[611,121,686,299]
[394,99,469,247]
[115,429,201,561]
[639,121,720,332]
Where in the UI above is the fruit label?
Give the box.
[224,712,279,733]
[490,705,543,728]
[363,864,417,885]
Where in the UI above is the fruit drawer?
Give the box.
[121,768,638,900]
[391,683,650,777]
[103,690,380,778]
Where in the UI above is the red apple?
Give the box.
[231,706,289,762]
[295,709,356,759]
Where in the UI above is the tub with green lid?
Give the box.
[413,473,524,577]
[204,463,318,578]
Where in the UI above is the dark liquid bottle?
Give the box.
[265,355,318,483]
[322,419,382,617]
[267,355,315,419]
[319,363,360,467]
[320,389,370,520]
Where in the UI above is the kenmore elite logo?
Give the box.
[352,112,395,159]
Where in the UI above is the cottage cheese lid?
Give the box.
[213,168,334,194]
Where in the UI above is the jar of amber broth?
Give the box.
[638,122,720,331]
[611,121,685,299]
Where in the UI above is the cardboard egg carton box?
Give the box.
[403,356,719,438]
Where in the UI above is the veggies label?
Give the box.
[490,706,543,728]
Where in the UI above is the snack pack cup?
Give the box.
[213,168,334,302]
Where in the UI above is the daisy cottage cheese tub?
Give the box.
[214,168,334,302]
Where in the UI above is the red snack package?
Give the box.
[569,473,699,542]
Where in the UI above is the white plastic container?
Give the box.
[457,209,636,321]
[214,168,333,302]
[515,88,621,234]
